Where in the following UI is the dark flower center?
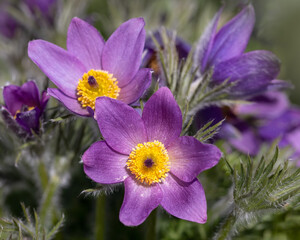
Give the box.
[144,158,154,168]
[88,76,98,87]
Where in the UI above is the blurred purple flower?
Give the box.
[24,0,57,16]
[1,81,49,137]
[196,91,300,158]
[28,17,151,117]
[195,4,284,97]
[82,87,221,226]
[0,3,19,38]
[143,30,191,75]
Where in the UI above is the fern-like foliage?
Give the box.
[214,147,300,240]
[0,203,64,240]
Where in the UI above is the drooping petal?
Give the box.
[82,141,129,184]
[118,68,151,104]
[229,128,260,155]
[194,7,222,73]
[267,79,293,92]
[95,97,147,155]
[28,40,86,97]
[119,177,162,226]
[167,136,221,182]
[47,88,90,116]
[258,109,300,141]
[142,87,182,147]
[235,91,289,119]
[212,50,280,96]
[67,17,105,70]
[102,18,146,87]
[207,4,255,66]
[160,174,207,223]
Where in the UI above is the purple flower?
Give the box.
[196,91,300,157]
[28,17,151,117]
[143,30,191,75]
[1,81,49,137]
[24,0,57,16]
[82,87,221,226]
[195,4,283,97]
[0,3,19,38]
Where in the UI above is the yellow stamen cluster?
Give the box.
[76,69,120,110]
[127,140,170,185]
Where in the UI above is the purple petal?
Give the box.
[3,85,24,115]
[194,7,222,73]
[41,91,50,111]
[258,109,300,141]
[167,136,221,182]
[142,87,182,147]
[95,97,147,155]
[28,40,86,97]
[20,81,41,106]
[207,5,255,66]
[286,129,300,153]
[82,141,128,184]
[118,68,151,104]
[120,177,162,226]
[102,18,145,87]
[67,17,105,70]
[25,0,56,15]
[47,88,90,116]
[212,50,280,96]
[267,79,293,92]
[160,174,207,223]
[229,128,260,155]
[235,91,289,119]
[3,81,40,116]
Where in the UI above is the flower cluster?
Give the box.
[1,2,299,232]
[195,5,285,97]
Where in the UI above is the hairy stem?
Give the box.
[214,211,236,240]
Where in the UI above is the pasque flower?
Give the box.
[142,30,191,75]
[0,2,19,38]
[196,91,300,157]
[1,81,49,137]
[28,17,151,116]
[82,87,221,226]
[195,4,283,97]
[25,0,56,16]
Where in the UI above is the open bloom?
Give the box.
[1,81,49,137]
[195,4,283,97]
[82,87,222,226]
[28,17,151,116]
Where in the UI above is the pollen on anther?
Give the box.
[127,140,170,185]
[76,69,120,110]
